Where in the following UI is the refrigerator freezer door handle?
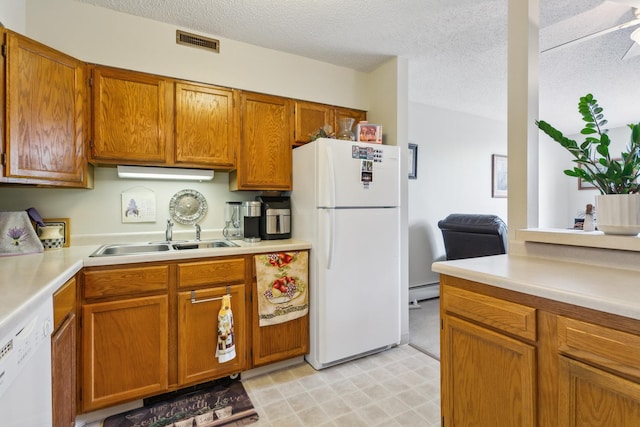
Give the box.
[326,144,336,207]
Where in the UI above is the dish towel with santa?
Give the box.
[215,294,236,363]
[254,251,309,327]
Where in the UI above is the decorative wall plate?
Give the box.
[169,189,208,225]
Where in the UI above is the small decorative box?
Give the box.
[356,123,382,144]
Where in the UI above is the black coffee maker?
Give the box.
[257,196,291,240]
[241,201,261,242]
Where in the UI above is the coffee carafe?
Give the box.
[242,201,261,242]
[223,201,243,240]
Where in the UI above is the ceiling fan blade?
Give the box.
[609,0,640,7]
[542,17,640,53]
[541,2,640,53]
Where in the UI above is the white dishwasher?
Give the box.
[0,297,54,426]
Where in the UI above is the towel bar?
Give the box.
[190,285,231,304]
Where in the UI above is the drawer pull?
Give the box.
[190,286,231,304]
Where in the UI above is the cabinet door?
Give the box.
[81,295,168,412]
[294,101,334,146]
[231,92,293,190]
[334,107,366,131]
[177,284,246,386]
[4,31,89,187]
[441,315,536,426]
[91,66,171,164]
[52,313,76,427]
[251,278,308,367]
[174,82,237,168]
[558,357,640,426]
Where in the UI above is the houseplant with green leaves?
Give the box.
[536,93,640,235]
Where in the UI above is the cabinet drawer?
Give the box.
[558,316,640,379]
[84,265,169,298]
[442,285,537,341]
[53,277,76,331]
[177,258,245,288]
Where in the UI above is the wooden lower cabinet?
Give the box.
[177,284,246,385]
[251,315,309,367]
[441,313,536,426]
[52,314,76,427]
[441,275,640,427]
[81,295,169,412]
[52,277,77,427]
[251,280,309,367]
[250,252,309,367]
[80,254,309,413]
[558,357,640,425]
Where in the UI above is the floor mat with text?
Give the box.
[103,379,258,427]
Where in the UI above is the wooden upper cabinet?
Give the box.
[90,66,172,165]
[230,92,293,191]
[3,30,90,187]
[174,82,237,169]
[294,101,334,146]
[294,101,367,146]
[334,107,367,134]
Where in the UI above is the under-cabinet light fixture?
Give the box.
[117,165,214,181]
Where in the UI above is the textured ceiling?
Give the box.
[77,0,640,135]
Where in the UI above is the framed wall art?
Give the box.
[408,144,418,179]
[577,160,619,190]
[492,154,508,198]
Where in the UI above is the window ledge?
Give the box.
[517,228,640,252]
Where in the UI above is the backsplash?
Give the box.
[0,167,257,244]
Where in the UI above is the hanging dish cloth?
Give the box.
[215,294,236,363]
[0,211,44,257]
[255,251,308,327]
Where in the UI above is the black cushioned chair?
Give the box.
[437,214,508,260]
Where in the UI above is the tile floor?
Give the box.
[242,345,441,426]
[409,298,441,360]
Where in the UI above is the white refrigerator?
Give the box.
[291,138,401,370]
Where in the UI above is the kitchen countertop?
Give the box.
[432,253,640,321]
[0,238,311,337]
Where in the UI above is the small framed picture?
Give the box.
[408,144,418,179]
[356,123,382,144]
[492,154,508,198]
[577,160,619,190]
[37,218,71,247]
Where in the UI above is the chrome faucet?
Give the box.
[194,223,201,241]
[165,219,173,242]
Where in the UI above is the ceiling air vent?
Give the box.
[176,30,220,53]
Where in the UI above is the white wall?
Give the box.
[408,102,508,287]
[0,0,25,32]
[366,57,410,344]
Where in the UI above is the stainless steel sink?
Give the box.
[90,239,239,257]
[90,243,172,257]
[172,240,239,250]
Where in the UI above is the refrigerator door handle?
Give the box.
[324,209,335,269]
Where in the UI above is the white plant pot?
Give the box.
[595,194,640,235]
